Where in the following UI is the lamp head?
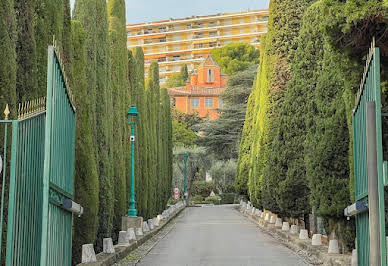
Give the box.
[127,105,139,125]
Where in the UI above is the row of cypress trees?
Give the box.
[236,0,388,249]
[0,0,173,264]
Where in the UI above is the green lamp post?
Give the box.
[183,153,188,199]
[127,105,139,217]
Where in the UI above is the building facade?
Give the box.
[167,55,226,120]
[127,9,268,84]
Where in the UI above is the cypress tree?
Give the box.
[71,20,99,264]
[180,64,188,82]
[108,0,128,234]
[0,0,17,118]
[14,0,38,102]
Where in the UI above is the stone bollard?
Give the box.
[328,239,339,254]
[118,231,129,245]
[282,222,290,231]
[299,229,309,240]
[290,225,299,235]
[157,215,163,223]
[127,228,137,241]
[135,227,143,236]
[264,213,270,221]
[103,238,115,254]
[251,207,256,216]
[148,219,154,230]
[255,209,261,217]
[153,217,159,227]
[351,249,357,266]
[269,216,276,224]
[275,218,282,228]
[312,234,322,246]
[261,212,265,219]
[82,244,97,263]
[143,221,150,233]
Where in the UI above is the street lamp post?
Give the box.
[183,153,188,200]
[127,105,139,217]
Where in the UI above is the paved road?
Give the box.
[136,205,308,266]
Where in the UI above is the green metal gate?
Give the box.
[0,43,76,265]
[352,40,386,266]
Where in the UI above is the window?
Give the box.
[218,99,223,107]
[209,31,217,37]
[209,42,217,47]
[191,98,199,107]
[158,57,166,62]
[186,24,192,29]
[207,69,214,82]
[159,37,166,42]
[159,27,167,32]
[205,98,213,107]
[194,33,203,39]
[172,55,181,61]
[209,21,216,27]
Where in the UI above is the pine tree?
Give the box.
[108,0,128,235]
[71,20,99,264]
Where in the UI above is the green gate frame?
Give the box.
[353,40,386,266]
[0,43,76,266]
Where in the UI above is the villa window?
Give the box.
[191,98,199,107]
[205,98,213,107]
[207,69,214,83]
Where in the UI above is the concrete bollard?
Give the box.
[148,219,154,230]
[127,228,137,241]
[118,231,129,245]
[153,217,159,227]
[251,207,256,215]
[157,215,163,223]
[143,221,150,233]
[269,216,276,224]
[135,227,143,236]
[103,238,115,254]
[299,229,309,240]
[255,209,261,217]
[351,249,357,266]
[312,234,322,246]
[261,212,265,219]
[290,225,299,235]
[275,218,282,228]
[282,222,290,231]
[264,213,270,221]
[328,239,339,254]
[82,244,97,263]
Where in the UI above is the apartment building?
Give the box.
[126,9,269,84]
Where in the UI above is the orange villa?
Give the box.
[167,55,226,120]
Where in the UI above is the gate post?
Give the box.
[366,101,381,266]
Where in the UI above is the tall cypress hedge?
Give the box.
[71,20,99,264]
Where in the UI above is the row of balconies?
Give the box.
[128,16,268,37]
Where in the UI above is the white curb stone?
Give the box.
[282,222,290,231]
[103,238,115,254]
[135,227,143,236]
[264,213,270,221]
[312,234,322,246]
[143,221,150,233]
[153,217,159,227]
[275,218,282,228]
[251,207,256,215]
[118,231,129,245]
[148,219,154,230]
[127,228,136,241]
[290,225,299,234]
[82,244,97,263]
[261,212,265,219]
[269,216,276,224]
[351,249,357,266]
[299,229,309,240]
[157,215,163,223]
[328,239,339,254]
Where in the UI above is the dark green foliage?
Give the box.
[165,73,185,88]
[71,21,99,264]
[210,42,260,75]
[191,181,216,197]
[108,0,128,237]
[172,120,197,147]
[180,64,189,82]
[220,193,237,204]
[0,0,17,118]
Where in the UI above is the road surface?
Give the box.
[136,204,308,266]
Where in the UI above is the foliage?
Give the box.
[210,42,260,75]
[192,195,204,203]
[172,120,197,147]
[209,160,237,193]
[220,193,236,204]
[71,21,99,262]
[180,64,189,82]
[191,181,216,197]
[171,108,202,129]
[205,195,221,205]
[166,73,185,88]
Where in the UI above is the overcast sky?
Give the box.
[69,0,270,24]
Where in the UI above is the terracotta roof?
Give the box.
[167,86,225,97]
[199,54,220,68]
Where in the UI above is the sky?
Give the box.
[69,0,270,24]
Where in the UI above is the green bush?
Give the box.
[220,193,236,204]
[205,195,221,205]
[192,195,204,203]
[191,181,216,197]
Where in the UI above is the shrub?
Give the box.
[220,193,236,204]
[191,181,216,197]
[205,195,221,205]
[192,195,204,203]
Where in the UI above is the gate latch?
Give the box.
[344,200,368,219]
[62,198,84,217]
